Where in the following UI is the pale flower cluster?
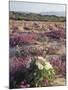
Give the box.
[45,61,53,70]
[36,62,44,70]
[36,56,53,70]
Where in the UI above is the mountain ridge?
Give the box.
[40,11,65,16]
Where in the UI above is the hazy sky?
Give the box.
[10,1,65,13]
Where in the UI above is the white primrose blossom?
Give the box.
[45,61,53,70]
[36,56,53,70]
[36,62,44,70]
[37,56,45,62]
[37,56,46,65]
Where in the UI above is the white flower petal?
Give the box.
[36,62,44,70]
[45,61,53,70]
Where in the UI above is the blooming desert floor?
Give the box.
[9,19,66,88]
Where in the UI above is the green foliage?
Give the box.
[24,57,55,87]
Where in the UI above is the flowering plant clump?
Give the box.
[25,56,55,87]
[49,56,66,76]
[10,56,55,88]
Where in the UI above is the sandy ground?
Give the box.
[51,75,66,86]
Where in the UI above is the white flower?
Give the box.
[45,61,53,70]
[36,57,54,71]
[36,62,44,70]
[37,56,47,65]
[37,56,46,62]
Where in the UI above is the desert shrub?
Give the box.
[25,57,55,87]
[49,56,66,76]
[45,30,65,39]
[9,56,31,88]
[10,32,38,47]
[10,56,55,88]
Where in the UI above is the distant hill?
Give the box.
[40,12,65,17]
[9,11,66,22]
